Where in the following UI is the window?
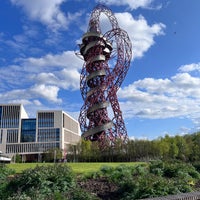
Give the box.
[38,112,54,128]
[6,129,18,143]
[0,106,20,128]
[21,119,36,142]
[38,128,60,142]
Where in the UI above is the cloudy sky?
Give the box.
[1,0,200,140]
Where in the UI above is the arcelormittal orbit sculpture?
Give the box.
[78,4,132,147]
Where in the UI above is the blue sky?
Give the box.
[1,0,200,140]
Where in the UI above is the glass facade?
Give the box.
[6,129,18,143]
[38,128,60,142]
[21,119,36,142]
[0,105,20,128]
[38,112,54,128]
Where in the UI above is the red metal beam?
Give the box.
[78,4,132,148]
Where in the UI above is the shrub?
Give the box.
[192,161,200,173]
[0,165,15,179]
[149,160,164,176]
[114,161,199,200]
[4,164,76,199]
[121,175,174,200]
[0,165,16,199]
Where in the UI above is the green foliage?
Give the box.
[7,162,141,174]
[82,161,200,200]
[149,160,164,176]
[74,132,200,162]
[100,165,114,175]
[1,164,99,200]
[0,165,15,178]
[3,164,76,199]
[43,148,62,162]
[1,161,200,199]
[15,154,22,163]
[192,161,200,172]
[0,166,16,199]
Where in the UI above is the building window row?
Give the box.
[38,128,60,142]
[0,106,20,128]
[7,129,18,143]
[6,142,60,154]
[38,112,54,128]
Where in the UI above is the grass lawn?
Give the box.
[6,162,143,174]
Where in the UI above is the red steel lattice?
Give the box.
[78,4,132,147]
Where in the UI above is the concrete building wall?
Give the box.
[0,104,81,160]
[62,111,80,151]
[0,129,7,156]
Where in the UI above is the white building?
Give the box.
[0,104,81,161]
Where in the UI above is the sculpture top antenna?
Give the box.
[78,4,132,148]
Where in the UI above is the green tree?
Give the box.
[168,139,178,159]
[175,135,189,161]
[126,139,136,161]
[15,154,22,163]
[43,148,62,162]
[158,135,170,159]
[90,141,101,162]
[192,132,200,161]
[79,139,92,162]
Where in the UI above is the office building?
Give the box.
[0,104,81,161]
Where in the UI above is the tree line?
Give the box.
[67,132,200,162]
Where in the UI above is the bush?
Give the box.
[192,161,200,172]
[100,161,200,200]
[121,175,176,200]
[1,161,199,200]
[0,165,16,199]
[0,165,15,179]
[4,164,76,199]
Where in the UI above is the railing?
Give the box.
[140,192,200,200]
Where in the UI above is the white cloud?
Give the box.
[0,51,83,105]
[33,99,42,106]
[0,84,61,104]
[97,0,155,10]
[10,0,81,30]
[91,9,165,60]
[179,62,200,72]
[9,99,33,106]
[118,67,200,120]
[172,73,200,90]
[19,51,83,70]
[30,84,61,103]
[11,0,66,28]
[25,51,82,90]
[115,13,165,59]
[58,68,80,90]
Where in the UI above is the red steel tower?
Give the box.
[78,5,132,147]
